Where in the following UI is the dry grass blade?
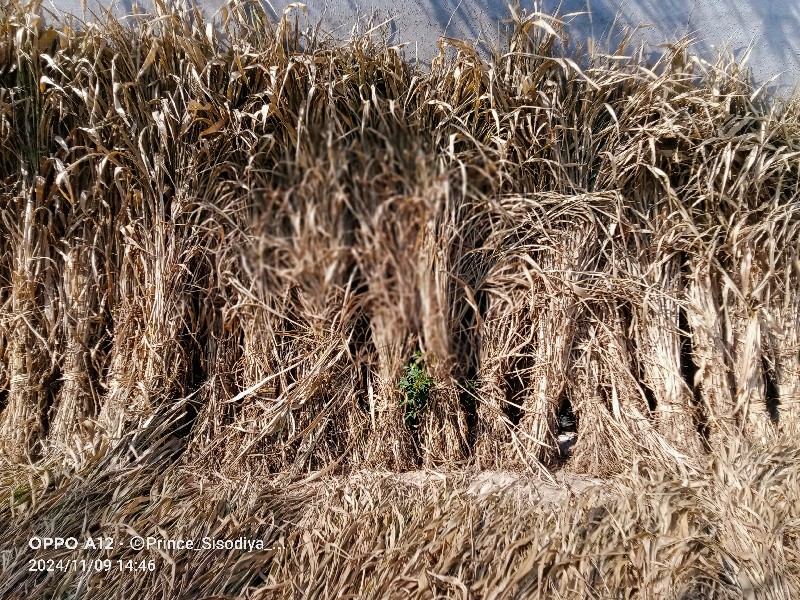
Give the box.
[0,0,799,597]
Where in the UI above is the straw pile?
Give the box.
[1,0,799,596]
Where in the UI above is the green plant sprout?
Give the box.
[398,351,434,422]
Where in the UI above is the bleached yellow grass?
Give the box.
[0,2,799,594]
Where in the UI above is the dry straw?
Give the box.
[1,0,799,596]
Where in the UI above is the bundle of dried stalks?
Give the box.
[0,0,798,499]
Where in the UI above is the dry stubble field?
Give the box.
[0,1,799,597]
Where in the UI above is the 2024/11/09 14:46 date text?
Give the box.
[28,558,157,572]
